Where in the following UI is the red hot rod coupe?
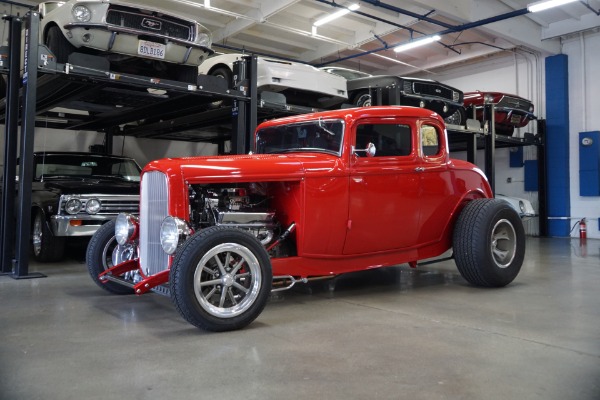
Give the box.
[86,106,526,331]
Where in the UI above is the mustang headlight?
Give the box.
[115,213,138,245]
[85,198,101,214]
[519,201,526,213]
[197,32,211,47]
[72,5,92,22]
[65,198,82,214]
[160,216,191,255]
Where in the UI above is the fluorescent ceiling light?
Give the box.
[527,0,578,12]
[393,35,441,53]
[313,3,359,27]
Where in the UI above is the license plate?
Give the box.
[510,114,521,124]
[138,40,165,60]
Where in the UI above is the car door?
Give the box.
[343,118,421,255]
[416,121,455,245]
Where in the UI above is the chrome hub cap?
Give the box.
[491,218,517,268]
[194,243,261,318]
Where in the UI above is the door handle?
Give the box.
[414,167,425,172]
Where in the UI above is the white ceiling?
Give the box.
[4,0,600,76]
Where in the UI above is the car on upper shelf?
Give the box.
[22,152,141,262]
[321,66,465,125]
[463,91,535,136]
[198,53,348,108]
[37,0,213,83]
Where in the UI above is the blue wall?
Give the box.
[545,55,571,236]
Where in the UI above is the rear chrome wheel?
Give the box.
[453,199,525,287]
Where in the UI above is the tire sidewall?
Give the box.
[479,204,525,285]
[86,220,134,295]
[454,199,526,287]
[170,227,272,331]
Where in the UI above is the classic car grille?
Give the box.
[106,6,193,41]
[497,96,533,112]
[139,171,170,277]
[412,82,454,101]
[59,195,139,215]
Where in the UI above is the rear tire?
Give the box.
[453,199,525,287]
[170,226,272,331]
[174,64,199,84]
[86,221,135,295]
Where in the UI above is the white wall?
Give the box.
[0,126,218,170]
[405,38,600,239]
[562,30,600,239]
[409,51,544,236]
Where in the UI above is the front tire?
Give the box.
[86,221,135,295]
[353,90,371,107]
[170,226,272,332]
[32,209,65,262]
[444,107,466,126]
[210,67,233,88]
[453,199,525,287]
[45,25,75,64]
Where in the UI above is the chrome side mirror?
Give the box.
[353,142,376,157]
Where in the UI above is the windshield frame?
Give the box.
[29,154,142,182]
[255,118,345,157]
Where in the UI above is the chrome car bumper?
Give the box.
[51,214,118,237]
[64,23,212,65]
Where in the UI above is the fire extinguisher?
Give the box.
[579,218,587,240]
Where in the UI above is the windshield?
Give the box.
[33,154,141,181]
[255,119,344,155]
[322,67,372,80]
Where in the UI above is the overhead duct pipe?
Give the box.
[316,0,531,66]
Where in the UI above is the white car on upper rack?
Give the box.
[198,53,348,108]
[38,0,213,83]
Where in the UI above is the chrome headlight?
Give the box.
[85,198,101,214]
[529,105,534,113]
[160,216,191,255]
[197,32,211,47]
[72,5,92,22]
[115,213,138,245]
[519,201,526,213]
[65,198,82,214]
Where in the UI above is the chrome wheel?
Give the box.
[490,218,517,268]
[193,242,262,319]
[32,213,43,256]
[355,93,372,107]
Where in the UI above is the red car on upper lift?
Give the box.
[463,91,535,136]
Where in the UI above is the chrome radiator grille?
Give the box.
[140,171,169,277]
[106,5,192,40]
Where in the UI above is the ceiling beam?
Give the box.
[211,0,301,43]
[540,12,600,38]
[379,0,561,55]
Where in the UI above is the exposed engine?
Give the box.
[188,183,278,245]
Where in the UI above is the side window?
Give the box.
[356,123,412,157]
[421,125,440,157]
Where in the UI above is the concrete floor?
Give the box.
[0,237,599,400]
